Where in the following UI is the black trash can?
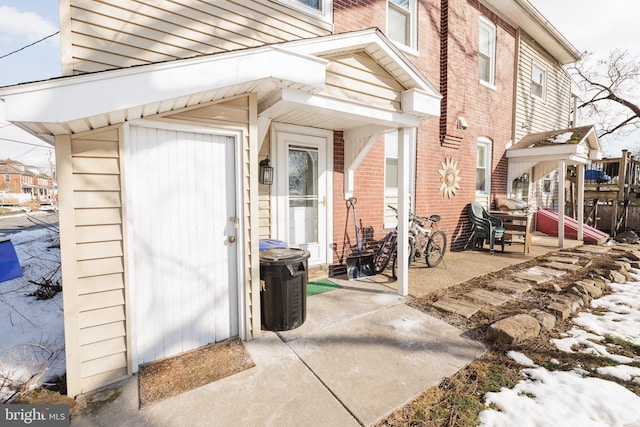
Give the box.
[260,248,311,331]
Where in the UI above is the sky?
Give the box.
[0,0,638,166]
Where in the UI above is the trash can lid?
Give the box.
[260,248,311,264]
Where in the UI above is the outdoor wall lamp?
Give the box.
[259,157,274,185]
[456,116,468,130]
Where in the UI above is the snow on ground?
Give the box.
[479,271,640,426]
[0,224,64,402]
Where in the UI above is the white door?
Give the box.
[275,131,329,266]
[127,124,239,367]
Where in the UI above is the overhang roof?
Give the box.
[506,125,602,183]
[481,0,582,64]
[0,29,440,142]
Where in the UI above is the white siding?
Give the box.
[515,35,573,142]
[57,127,128,396]
[64,0,332,75]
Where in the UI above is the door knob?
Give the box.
[228,236,236,243]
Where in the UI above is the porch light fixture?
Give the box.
[456,116,468,130]
[259,157,274,185]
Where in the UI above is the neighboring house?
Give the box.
[0,0,592,397]
[0,159,53,200]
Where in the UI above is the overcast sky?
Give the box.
[0,0,637,165]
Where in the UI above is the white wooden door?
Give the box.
[276,131,328,265]
[127,124,238,367]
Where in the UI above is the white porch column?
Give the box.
[558,160,566,248]
[397,128,411,296]
[577,163,585,241]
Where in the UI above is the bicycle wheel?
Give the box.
[425,230,447,267]
[373,231,396,273]
[392,238,415,280]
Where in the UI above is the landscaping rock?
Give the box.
[547,301,571,320]
[550,294,581,312]
[464,289,512,306]
[610,270,627,284]
[543,261,582,272]
[486,314,541,345]
[489,279,532,294]
[613,260,632,272]
[614,230,639,243]
[568,285,591,305]
[529,309,556,330]
[574,280,603,298]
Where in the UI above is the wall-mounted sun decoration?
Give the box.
[438,158,461,198]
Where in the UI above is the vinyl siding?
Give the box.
[514,35,573,142]
[64,0,332,75]
[56,127,128,396]
[323,52,405,111]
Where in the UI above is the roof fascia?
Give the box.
[281,28,442,99]
[0,47,327,124]
[481,0,581,64]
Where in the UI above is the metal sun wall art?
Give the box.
[438,157,461,198]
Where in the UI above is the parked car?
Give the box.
[39,202,58,212]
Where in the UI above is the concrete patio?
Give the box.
[70,233,585,427]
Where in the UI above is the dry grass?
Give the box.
[377,249,640,426]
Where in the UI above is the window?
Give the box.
[387,0,416,49]
[478,17,496,86]
[542,174,552,194]
[384,132,399,225]
[383,130,416,227]
[277,0,332,20]
[4,174,9,183]
[476,138,492,194]
[531,61,546,101]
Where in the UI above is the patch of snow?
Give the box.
[548,131,573,144]
[506,351,538,367]
[596,364,640,382]
[479,367,640,426]
[0,227,64,402]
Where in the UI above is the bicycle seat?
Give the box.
[428,215,441,223]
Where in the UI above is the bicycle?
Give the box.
[386,206,447,279]
[407,212,447,268]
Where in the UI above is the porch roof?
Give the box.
[0,28,440,142]
[506,125,602,183]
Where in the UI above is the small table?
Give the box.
[489,211,533,253]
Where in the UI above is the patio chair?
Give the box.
[469,202,505,255]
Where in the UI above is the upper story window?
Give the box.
[476,137,492,194]
[387,0,417,50]
[531,61,547,101]
[4,174,10,183]
[478,16,496,87]
[278,0,332,21]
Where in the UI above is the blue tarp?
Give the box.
[259,239,287,251]
[0,239,23,283]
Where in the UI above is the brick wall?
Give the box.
[332,0,517,254]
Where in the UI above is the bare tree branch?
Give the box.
[569,49,640,141]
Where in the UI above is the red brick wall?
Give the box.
[331,0,516,255]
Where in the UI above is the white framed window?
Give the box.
[384,129,416,228]
[542,173,552,195]
[277,0,332,21]
[531,61,547,101]
[478,16,496,87]
[4,174,9,183]
[476,137,492,194]
[387,0,417,50]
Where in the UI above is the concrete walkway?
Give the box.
[70,234,581,427]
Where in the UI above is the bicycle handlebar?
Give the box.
[388,205,441,224]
